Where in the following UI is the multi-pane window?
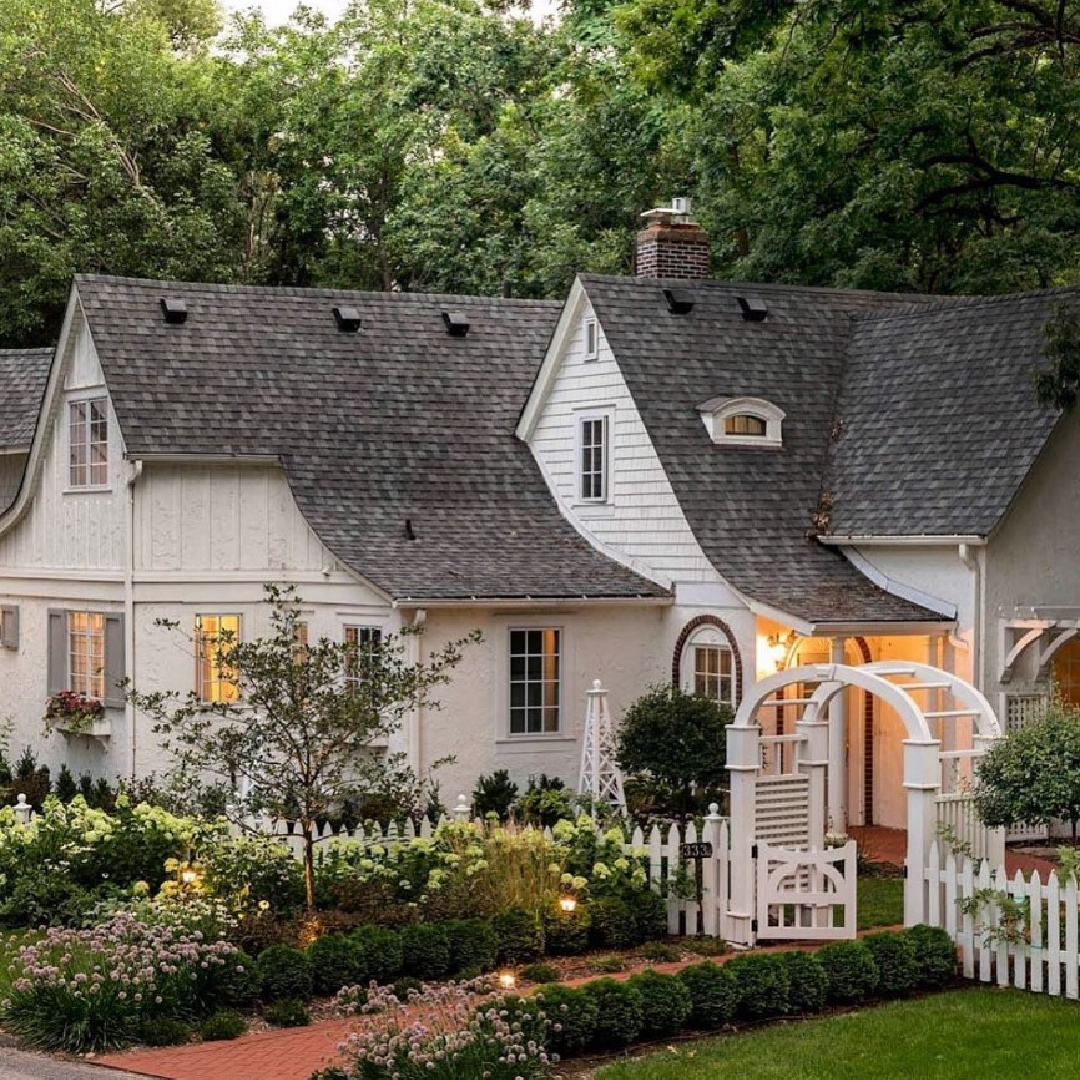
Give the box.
[509,629,561,735]
[723,413,767,437]
[580,416,608,501]
[345,625,381,692]
[195,614,241,703]
[69,612,105,699]
[69,399,108,487]
[693,644,734,704]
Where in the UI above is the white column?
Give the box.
[797,715,829,848]
[903,738,942,926]
[828,637,848,836]
[726,724,761,946]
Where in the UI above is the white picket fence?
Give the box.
[234,804,734,939]
[934,793,1006,864]
[918,840,1080,998]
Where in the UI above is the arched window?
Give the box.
[1054,635,1080,705]
[680,624,735,705]
[698,396,785,448]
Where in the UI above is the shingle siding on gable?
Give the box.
[529,302,720,584]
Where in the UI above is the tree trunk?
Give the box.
[302,819,316,913]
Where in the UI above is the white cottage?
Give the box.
[1,206,1078,832]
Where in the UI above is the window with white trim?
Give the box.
[344,625,381,693]
[509,628,561,735]
[680,626,734,705]
[69,611,106,699]
[69,398,109,488]
[195,614,241,703]
[584,318,598,361]
[699,396,784,448]
[579,415,608,501]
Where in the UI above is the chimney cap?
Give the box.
[641,196,694,225]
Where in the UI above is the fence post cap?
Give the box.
[706,802,721,819]
[453,793,470,820]
[14,793,27,806]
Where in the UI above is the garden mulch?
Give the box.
[91,929,902,1080]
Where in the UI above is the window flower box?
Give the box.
[44,690,110,738]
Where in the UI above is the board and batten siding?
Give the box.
[134,462,330,573]
[0,317,126,570]
[528,301,719,584]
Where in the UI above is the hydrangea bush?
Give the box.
[336,977,554,1080]
[1,904,238,1051]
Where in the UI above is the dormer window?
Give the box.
[699,396,784,448]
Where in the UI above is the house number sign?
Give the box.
[679,842,713,860]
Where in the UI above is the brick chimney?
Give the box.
[634,197,710,280]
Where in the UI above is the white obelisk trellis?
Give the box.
[579,678,626,812]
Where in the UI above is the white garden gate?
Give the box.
[725,660,1004,946]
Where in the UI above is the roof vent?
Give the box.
[442,311,470,338]
[737,297,768,322]
[333,305,362,333]
[663,288,694,315]
[405,518,417,541]
[160,297,188,325]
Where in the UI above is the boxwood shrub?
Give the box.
[677,960,738,1028]
[533,985,598,1056]
[257,944,313,1002]
[816,940,879,1004]
[200,1010,247,1042]
[627,969,692,1037]
[543,902,592,956]
[219,950,262,1008]
[904,924,958,988]
[492,906,545,965]
[780,951,828,1013]
[307,934,363,996]
[727,953,791,1020]
[630,888,670,943]
[864,932,918,997]
[580,977,644,1048]
[444,918,498,975]
[264,998,311,1027]
[351,925,404,985]
[588,896,639,950]
[399,924,451,980]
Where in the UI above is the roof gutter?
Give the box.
[818,534,987,547]
[392,595,672,609]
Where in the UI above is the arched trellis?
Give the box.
[726,661,1003,943]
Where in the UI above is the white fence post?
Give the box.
[13,794,32,827]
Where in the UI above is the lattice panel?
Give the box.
[1005,693,1047,733]
[755,774,810,849]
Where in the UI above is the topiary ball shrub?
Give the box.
[257,945,313,1002]
[864,932,918,997]
[351,925,403,985]
[521,961,561,984]
[307,934,363,996]
[639,941,681,964]
[219,950,262,1008]
[200,1010,247,1042]
[588,896,638,950]
[399,924,451,980]
[580,978,644,1049]
[543,902,592,956]
[264,998,311,1027]
[677,960,738,1028]
[728,953,791,1020]
[444,918,499,975]
[780,951,828,1014]
[905,925,958,988]
[493,906,544,965]
[817,940,879,1004]
[533,985,598,1056]
[139,1018,192,1047]
[627,969,692,1038]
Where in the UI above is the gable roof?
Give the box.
[73,275,666,602]
[825,292,1065,537]
[0,348,53,452]
[579,275,956,626]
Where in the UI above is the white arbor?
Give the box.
[726,661,1002,943]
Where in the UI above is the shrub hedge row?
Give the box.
[518,926,956,1059]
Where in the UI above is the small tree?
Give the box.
[128,584,480,910]
[975,699,1080,841]
[616,685,730,817]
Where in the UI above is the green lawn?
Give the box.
[857,876,904,930]
[597,988,1080,1079]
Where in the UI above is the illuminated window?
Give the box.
[69,612,105,699]
[345,625,381,692]
[195,614,241,703]
[723,414,768,437]
[1054,636,1080,706]
[509,629,561,735]
[700,396,784,447]
[293,621,308,664]
[69,398,108,487]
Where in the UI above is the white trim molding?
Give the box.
[843,548,958,619]
[698,396,785,448]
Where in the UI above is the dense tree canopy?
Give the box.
[5,0,1080,347]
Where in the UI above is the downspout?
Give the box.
[408,609,427,776]
[959,543,984,690]
[125,459,143,777]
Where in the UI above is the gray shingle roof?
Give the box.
[0,348,52,452]
[74,275,666,601]
[826,293,1064,537]
[580,276,954,625]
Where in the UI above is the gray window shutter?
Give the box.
[104,613,126,709]
[47,609,67,695]
[0,605,17,650]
